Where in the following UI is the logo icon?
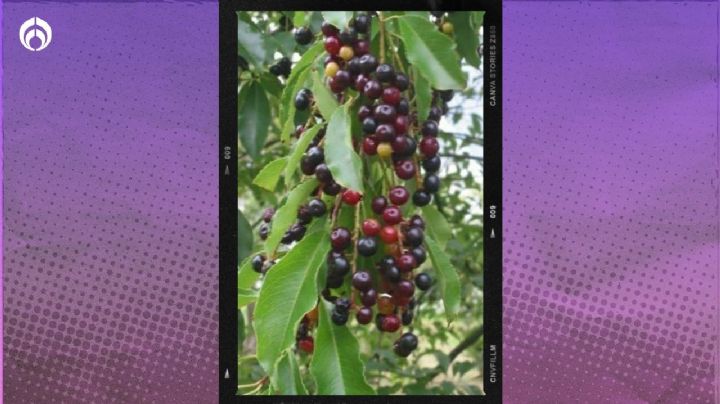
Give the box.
[19,17,52,51]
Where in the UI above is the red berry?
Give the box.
[298,337,314,353]
[362,219,381,236]
[328,76,344,93]
[397,254,417,272]
[321,22,339,37]
[371,196,388,214]
[382,87,401,105]
[382,206,402,225]
[395,280,415,297]
[362,137,378,155]
[393,115,409,135]
[420,137,439,157]
[324,36,341,55]
[381,315,401,332]
[388,186,409,205]
[379,226,399,244]
[394,160,416,180]
[342,189,362,205]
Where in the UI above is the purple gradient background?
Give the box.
[1,1,718,404]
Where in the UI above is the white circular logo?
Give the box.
[19,17,52,51]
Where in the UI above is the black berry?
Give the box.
[357,236,378,256]
[294,26,313,45]
[376,63,395,82]
[423,174,440,193]
[308,198,327,216]
[412,190,432,206]
[251,254,265,273]
[415,273,433,291]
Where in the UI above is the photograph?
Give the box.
[233,10,486,395]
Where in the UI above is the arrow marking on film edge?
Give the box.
[224,369,230,379]
[490,229,495,238]
[225,165,230,175]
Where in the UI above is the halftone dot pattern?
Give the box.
[3,2,218,403]
[504,2,718,404]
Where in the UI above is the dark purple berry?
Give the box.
[411,246,427,265]
[412,190,432,206]
[308,198,327,216]
[394,73,409,91]
[357,237,378,256]
[404,227,424,247]
[315,163,333,183]
[323,181,342,196]
[352,271,373,291]
[251,254,265,273]
[376,63,395,82]
[371,196,388,214]
[423,174,440,193]
[294,26,313,45]
[415,273,433,291]
[422,156,441,173]
[421,120,439,137]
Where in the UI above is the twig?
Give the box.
[350,203,361,304]
[378,12,386,63]
[437,153,483,162]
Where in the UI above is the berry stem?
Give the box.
[378,12,387,63]
[412,155,422,189]
[350,202,361,304]
[330,194,342,228]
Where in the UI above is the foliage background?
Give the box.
[235,11,484,395]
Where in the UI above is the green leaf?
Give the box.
[273,350,308,395]
[310,300,375,395]
[238,255,259,290]
[270,31,296,56]
[471,11,485,28]
[422,205,452,247]
[324,105,364,192]
[425,235,461,319]
[284,124,325,182]
[264,179,319,255]
[413,65,432,122]
[255,230,331,375]
[447,12,481,68]
[238,288,258,307]
[322,12,353,29]
[238,309,245,349]
[312,71,339,120]
[259,72,283,100]
[280,43,324,142]
[397,16,465,90]
[252,157,288,191]
[293,11,306,27]
[238,81,271,158]
[238,210,253,262]
[237,17,266,68]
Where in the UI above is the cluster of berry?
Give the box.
[255,12,456,359]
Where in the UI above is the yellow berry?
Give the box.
[325,62,340,77]
[377,142,392,159]
[441,22,454,34]
[377,294,395,315]
[339,46,354,61]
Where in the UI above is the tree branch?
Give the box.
[448,325,483,363]
[438,153,483,163]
